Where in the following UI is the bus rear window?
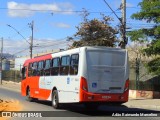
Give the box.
[87,51,126,67]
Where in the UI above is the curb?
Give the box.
[1,80,21,85]
[125,104,160,111]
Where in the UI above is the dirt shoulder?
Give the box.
[0,81,20,93]
[0,99,23,120]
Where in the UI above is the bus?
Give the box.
[21,46,129,109]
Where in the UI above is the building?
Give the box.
[14,57,29,70]
[14,49,61,70]
[0,60,10,70]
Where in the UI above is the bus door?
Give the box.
[27,62,40,98]
[21,66,27,96]
[43,59,52,99]
[38,60,47,99]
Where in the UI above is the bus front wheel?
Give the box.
[52,90,61,109]
[26,88,34,102]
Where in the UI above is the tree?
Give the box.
[69,10,118,48]
[128,0,160,75]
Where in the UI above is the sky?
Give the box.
[0,0,148,57]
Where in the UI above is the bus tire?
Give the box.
[52,90,60,109]
[26,88,34,102]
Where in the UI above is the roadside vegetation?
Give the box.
[0,99,22,120]
[127,0,160,75]
[68,9,118,49]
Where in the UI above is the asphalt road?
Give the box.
[0,87,160,120]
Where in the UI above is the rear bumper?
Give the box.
[79,89,129,103]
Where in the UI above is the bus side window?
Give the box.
[70,54,79,75]
[37,61,44,76]
[44,59,51,76]
[32,62,38,76]
[51,57,60,76]
[60,56,70,75]
[28,63,32,77]
[21,66,26,80]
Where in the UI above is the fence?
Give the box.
[2,70,21,82]
[129,80,158,91]
[129,60,160,92]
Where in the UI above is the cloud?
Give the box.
[126,3,134,7]
[4,38,69,56]
[7,1,74,17]
[4,39,29,56]
[52,22,71,28]
[112,0,134,9]
[113,0,121,8]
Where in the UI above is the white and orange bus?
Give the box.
[21,46,129,109]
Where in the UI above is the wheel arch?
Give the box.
[52,87,57,94]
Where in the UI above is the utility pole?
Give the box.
[121,0,127,49]
[0,37,3,85]
[103,0,127,49]
[135,58,140,90]
[29,21,34,59]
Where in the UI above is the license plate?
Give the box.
[102,96,111,99]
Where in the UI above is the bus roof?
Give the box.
[23,46,126,66]
[23,54,52,66]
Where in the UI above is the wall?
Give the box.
[129,90,160,99]
[14,57,29,70]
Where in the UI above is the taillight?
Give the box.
[124,79,129,92]
[80,77,88,91]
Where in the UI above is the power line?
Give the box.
[0,7,120,14]
[33,35,79,46]
[12,48,29,55]
[126,7,141,9]
[10,38,74,57]
[3,38,74,56]
[36,38,68,44]
[108,8,121,17]
[103,0,121,22]
[33,41,69,49]
[7,25,29,40]
[103,0,127,48]
[7,24,30,44]
[35,40,66,46]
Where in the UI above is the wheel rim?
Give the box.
[53,94,57,106]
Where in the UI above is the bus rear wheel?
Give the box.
[52,90,61,109]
